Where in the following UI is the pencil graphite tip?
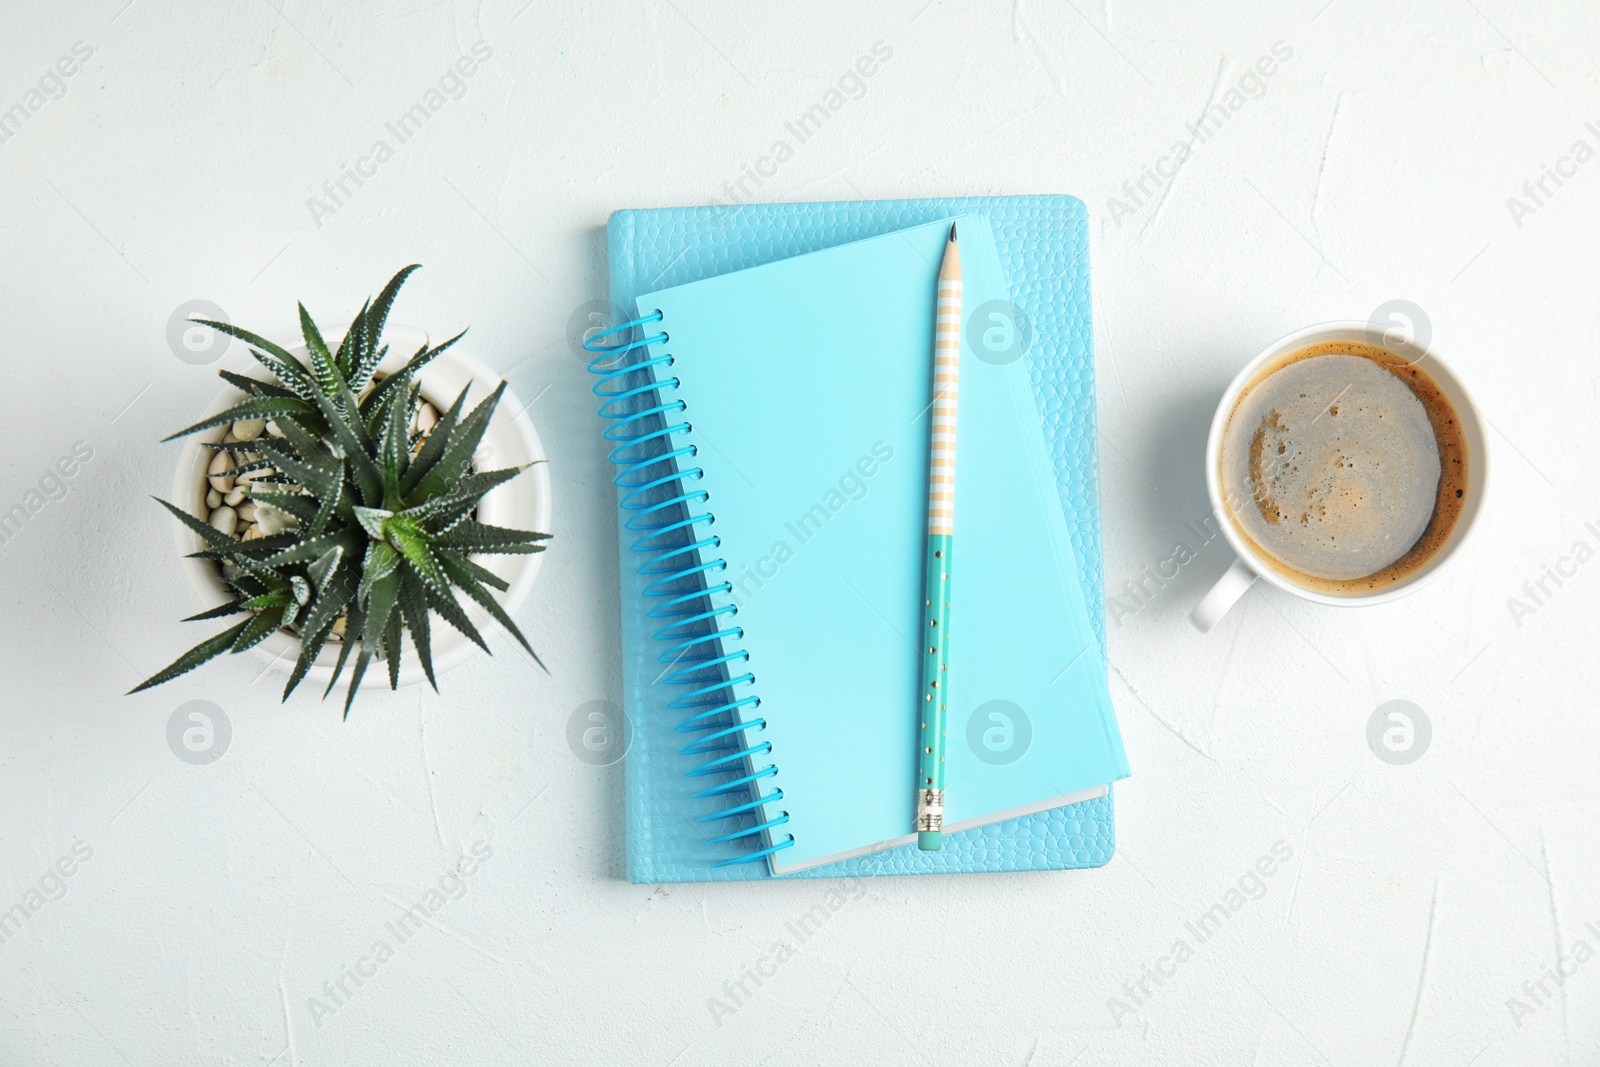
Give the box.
[948,222,957,242]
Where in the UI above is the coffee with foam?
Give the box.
[1218,341,1468,595]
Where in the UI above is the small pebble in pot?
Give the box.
[254,501,294,536]
[206,489,222,509]
[237,464,274,487]
[225,486,247,507]
[207,450,235,493]
[233,418,265,441]
[265,419,285,438]
[237,502,256,523]
[415,402,439,433]
[209,505,237,536]
[242,523,262,541]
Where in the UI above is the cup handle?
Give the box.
[1190,557,1258,632]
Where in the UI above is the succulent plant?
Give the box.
[131,265,548,715]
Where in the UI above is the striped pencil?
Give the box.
[917,222,961,851]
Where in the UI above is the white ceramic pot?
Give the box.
[168,325,551,690]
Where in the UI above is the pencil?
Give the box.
[917,222,961,851]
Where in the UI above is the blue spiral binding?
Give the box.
[586,311,795,867]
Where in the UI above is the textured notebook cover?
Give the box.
[603,196,1113,882]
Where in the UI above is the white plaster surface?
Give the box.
[1,2,1597,1063]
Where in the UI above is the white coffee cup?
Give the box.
[1190,321,1489,631]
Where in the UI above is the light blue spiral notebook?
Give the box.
[590,196,1126,882]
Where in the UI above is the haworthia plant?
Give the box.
[131,266,549,715]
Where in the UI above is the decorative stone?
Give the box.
[236,502,256,523]
[415,402,439,433]
[225,486,246,507]
[208,505,237,536]
[206,489,222,509]
[233,418,265,441]
[237,464,274,487]
[255,501,294,535]
[265,419,285,438]
[207,451,235,493]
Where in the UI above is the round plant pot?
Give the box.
[169,324,551,691]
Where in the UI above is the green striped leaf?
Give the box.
[349,571,401,712]
[351,265,420,393]
[323,601,366,702]
[403,381,505,506]
[299,302,344,397]
[161,396,312,442]
[381,611,402,691]
[247,440,333,500]
[155,497,237,549]
[182,600,249,622]
[128,618,252,694]
[368,265,420,338]
[438,552,541,667]
[283,557,357,702]
[245,487,317,525]
[364,330,466,419]
[430,519,548,553]
[229,607,286,654]
[379,370,411,506]
[335,298,370,379]
[400,385,468,495]
[263,529,362,569]
[397,570,436,691]
[390,521,449,599]
[190,319,317,398]
[307,460,345,537]
[422,582,490,655]
[358,540,400,604]
[217,369,300,400]
[312,390,382,505]
[436,549,509,592]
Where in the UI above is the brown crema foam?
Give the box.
[1219,340,1469,595]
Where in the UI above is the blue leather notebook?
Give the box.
[590,196,1122,882]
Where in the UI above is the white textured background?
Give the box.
[1,1,1595,1064]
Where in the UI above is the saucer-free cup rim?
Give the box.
[1203,320,1489,607]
